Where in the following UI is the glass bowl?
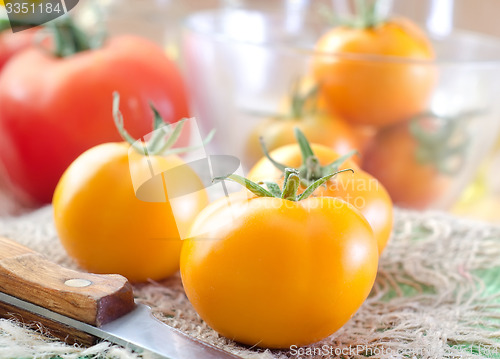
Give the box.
[180,0,500,210]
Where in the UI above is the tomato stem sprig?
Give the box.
[289,80,320,119]
[112,92,214,156]
[45,16,107,58]
[214,167,353,202]
[260,128,357,186]
[48,17,91,57]
[320,0,389,29]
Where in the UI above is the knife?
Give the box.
[0,236,242,359]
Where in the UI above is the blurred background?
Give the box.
[1,0,500,221]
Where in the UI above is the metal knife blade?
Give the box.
[0,237,241,359]
[0,291,241,359]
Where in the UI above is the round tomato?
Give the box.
[0,20,190,206]
[248,140,393,254]
[313,17,435,126]
[181,172,377,348]
[362,116,454,210]
[53,95,207,282]
[53,142,208,282]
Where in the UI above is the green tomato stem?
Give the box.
[304,156,322,182]
[281,168,300,201]
[214,167,344,202]
[259,136,287,172]
[112,92,145,154]
[289,80,320,119]
[213,174,275,198]
[264,182,282,197]
[48,17,93,57]
[321,0,389,29]
[321,149,359,177]
[298,169,354,201]
[261,127,357,187]
[112,92,214,157]
[295,127,315,166]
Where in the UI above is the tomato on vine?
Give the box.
[181,168,378,348]
[313,0,436,126]
[53,93,209,283]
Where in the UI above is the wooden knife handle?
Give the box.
[0,237,135,345]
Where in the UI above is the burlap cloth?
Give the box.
[0,206,499,359]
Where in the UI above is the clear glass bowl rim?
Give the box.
[183,9,500,68]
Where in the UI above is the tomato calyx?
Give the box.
[409,111,475,175]
[45,16,103,58]
[215,167,353,202]
[112,92,214,157]
[260,128,358,186]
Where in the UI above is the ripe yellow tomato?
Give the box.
[53,142,208,282]
[181,193,378,348]
[245,112,359,167]
[248,143,393,254]
[313,17,436,126]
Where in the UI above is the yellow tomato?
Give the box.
[181,192,377,348]
[53,142,208,283]
[313,17,436,126]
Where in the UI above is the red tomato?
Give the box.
[0,34,189,205]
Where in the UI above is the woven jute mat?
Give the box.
[0,206,499,359]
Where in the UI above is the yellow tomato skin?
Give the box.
[248,143,392,254]
[53,142,208,283]
[181,195,378,348]
[313,17,436,126]
[245,112,359,167]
